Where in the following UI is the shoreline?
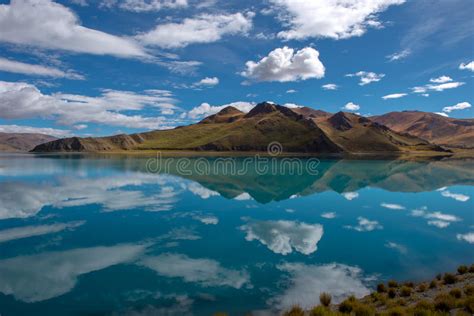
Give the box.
[283,264,474,316]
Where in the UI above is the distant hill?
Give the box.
[371,111,474,148]
[0,133,57,152]
[32,102,454,155]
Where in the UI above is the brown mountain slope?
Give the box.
[0,133,57,152]
[291,106,331,122]
[33,102,342,153]
[32,103,449,155]
[371,111,474,148]
[317,112,446,154]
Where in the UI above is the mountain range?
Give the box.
[1,102,471,155]
[0,133,57,152]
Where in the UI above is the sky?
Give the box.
[0,0,473,137]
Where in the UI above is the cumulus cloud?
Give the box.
[346,71,385,85]
[381,203,405,210]
[0,0,146,58]
[342,102,360,111]
[410,206,461,229]
[0,173,180,220]
[411,81,465,94]
[321,212,336,219]
[234,192,252,201]
[241,46,325,82]
[382,93,407,100]
[0,57,83,79]
[385,242,407,254]
[0,124,71,137]
[457,232,474,244]
[459,61,474,72]
[186,101,255,119]
[345,217,382,232]
[101,0,188,12]
[429,76,452,83]
[439,189,470,202]
[195,76,219,86]
[0,81,180,129]
[322,83,338,90]
[270,262,371,310]
[139,253,250,288]
[0,243,146,302]
[269,0,405,40]
[136,12,253,48]
[442,102,471,114]
[0,221,84,243]
[386,49,411,62]
[186,182,220,199]
[240,219,324,255]
[342,192,359,200]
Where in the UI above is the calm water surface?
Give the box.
[0,154,473,315]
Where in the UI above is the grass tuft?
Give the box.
[399,286,412,297]
[319,292,332,307]
[443,273,457,285]
[457,265,469,274]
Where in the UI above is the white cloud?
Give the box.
[0,81,180,129]
[193,214,218,225]
[427,220,450,228]
[382,93,407,100]
[187,182,220,199]
[241,46,325,82]
[139,253,250,288]
[195,76,219,86]
[186,101,254,119]
[0,173,180,220]
[386,49,411,62]
[286,89,297,94]
[0,124,71,137]
[102,0,188,12]
[440,189,470,202]
[0,243,146,302]
[0,57,83,80]
[321,212,336,219]
[345,217,382,232]
[234,192,252,201]
[429,76,452,83]
[137,12,253,48]
[0,221,84,243]
[457,232,474,244]
[271,262,370,311]
[342,192,359,200]
[346,71,385,85]
[381,203,405,210]
[385,242,407,254]
[322,83,338,90]
[240,220,323,255]
[410,206,461,229]
[269,0,405,40]
[442,102,471,114]
[459,61,474,72]
[0,0,146,58]
[412,81,465,94]
[342,102,360,111]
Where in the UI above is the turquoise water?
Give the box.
[0,154,473,315]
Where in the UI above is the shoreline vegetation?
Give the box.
[280,264,474,316]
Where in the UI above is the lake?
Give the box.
[0,154,473,315]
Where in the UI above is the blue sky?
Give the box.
[0,0,473,137]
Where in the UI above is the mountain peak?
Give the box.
[199,106,245,124]
[245,102,303,120]
[328,111,371,131]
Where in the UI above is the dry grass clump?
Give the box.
[388,280,398,288]
[443,273,457,284]
[458,265,469,274]
[399,286,412,297]
[283,305,305,316]
[319,292,332,307]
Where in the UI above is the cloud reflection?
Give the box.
[240,220,323,255]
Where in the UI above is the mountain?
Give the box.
[371,111,474,148]
[33,102,342,154]
[0,133,57,152]
[317,111,444,153]
[32,102,450,156]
